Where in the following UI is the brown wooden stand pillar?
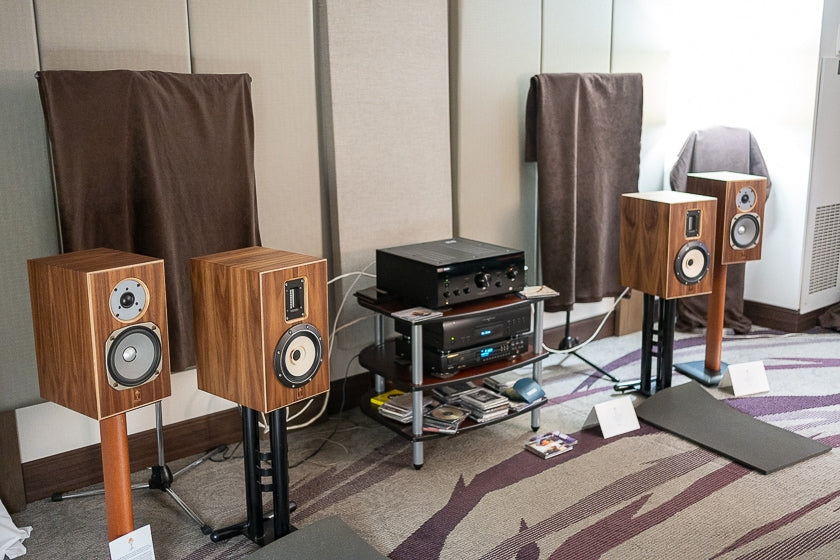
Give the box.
[704,262,727,372]
[100,413,134,541]
[674,258,728,386]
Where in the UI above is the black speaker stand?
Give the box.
[51,400,217,535]
[614,294,677,396]
[558,310,620,382]
[210,406,296,546]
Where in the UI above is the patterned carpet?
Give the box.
[11,327,840,559]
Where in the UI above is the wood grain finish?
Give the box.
[620,191,717,299]
[191,246,330,413]
[27,248,171,420]
[686,172,767,265]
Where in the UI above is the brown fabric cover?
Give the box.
[525,73,643,312]
[37,70,261,371]
[669,126,771,334]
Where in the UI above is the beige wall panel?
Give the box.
[318,0,452,376]
[35,0,190,72]
[0,0,58,411]
[541,0,612,73]
[188,0,324,258]
[450,0,541,283]
[611,0,672,191]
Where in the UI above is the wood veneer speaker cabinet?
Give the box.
[190,246,330,413]
[685,171,767,265]
[27,248,171,419]
[620,191,718,299]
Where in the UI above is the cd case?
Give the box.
[525,431,578,459]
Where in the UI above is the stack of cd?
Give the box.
[423,404,469,433]
[459,387,510,423]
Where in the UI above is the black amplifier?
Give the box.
[376,238,526,308]
[396,335,529,378]
[395,303,531,351]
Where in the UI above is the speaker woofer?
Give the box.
[273,323,323,388]
[730,213,761,250]
[105,322,163,389]
[674,241,711,285]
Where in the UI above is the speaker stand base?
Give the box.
[210,407,296,547]
[51,401,217,535]
[674,360,726,387]
[613,294,676,397]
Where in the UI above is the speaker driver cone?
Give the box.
[274,323,323,388]
[674,241,710,285]
[105,322,163,389]
[730,213,760,250]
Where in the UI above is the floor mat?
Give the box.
[635,381,832,474]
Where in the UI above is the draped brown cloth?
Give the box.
[37,70,261,371]
[670,126,771,334]
[525,73,643,312]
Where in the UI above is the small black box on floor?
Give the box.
[244,516,387,560]
[376,237,526,308]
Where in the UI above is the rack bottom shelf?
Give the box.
[360,392,547,442]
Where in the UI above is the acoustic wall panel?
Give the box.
[34,0,190,72]
[317,0,453,378]
[188,0,325,258]
[450,1,541,284]
[541,0,613,74]
[0,0,57,411]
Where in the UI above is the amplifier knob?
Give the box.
[475,272,491,289]
[506,267,519,280]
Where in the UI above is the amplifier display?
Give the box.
[396,336,528,378]
[376,238,526,308]
[395,304,530,351]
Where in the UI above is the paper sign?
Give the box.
[109,524,155,560]
[583,396,640,438]
[720,361,769,396]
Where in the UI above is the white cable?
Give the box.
[541,287,631,355]
[287,262,376,431]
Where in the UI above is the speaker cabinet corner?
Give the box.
[28,248,172,420]
[620,191,717,300]
[686,171,767,265]
[191,246,330,413]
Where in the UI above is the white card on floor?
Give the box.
[583,396,640,438]
[720,361,769,396]
[109,524,155,560]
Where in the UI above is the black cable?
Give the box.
[288,354,359,469]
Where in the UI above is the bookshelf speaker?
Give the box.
[685,171,767,265]
[620,191,718,299]
[27,248,171,420]
[191,246,330,413]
